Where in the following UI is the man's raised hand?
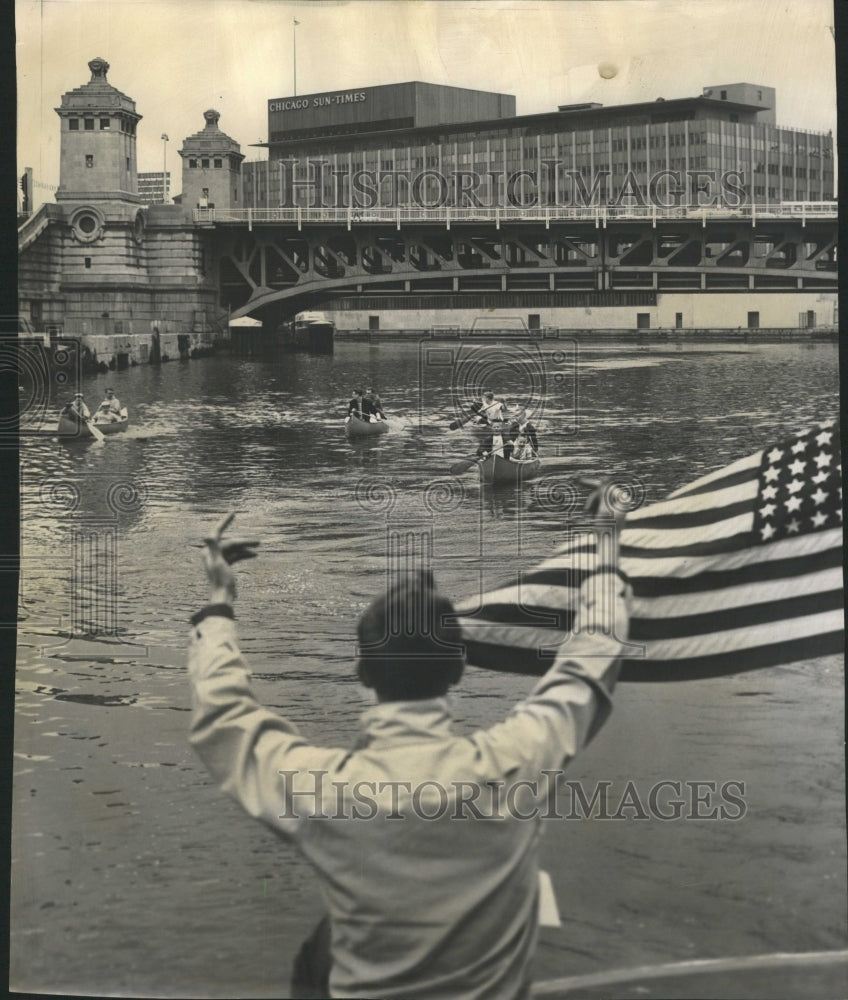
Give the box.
[202,513,260,604]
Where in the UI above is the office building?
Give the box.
[243,80,833,208]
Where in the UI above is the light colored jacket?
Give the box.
[187,572,628,999]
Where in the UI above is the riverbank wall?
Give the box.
[335,326,838,343]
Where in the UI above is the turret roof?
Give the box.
[56,58,140,118]
[180,110,243,157]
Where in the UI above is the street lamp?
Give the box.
[293,19,300,96]
[161,133,169,204]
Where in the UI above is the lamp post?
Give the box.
[293,19,300,96]
[161,133,169,204]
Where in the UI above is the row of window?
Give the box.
[68,116,137,135]
[188,157,225,169]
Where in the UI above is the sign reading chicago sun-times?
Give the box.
[269,91,367,112]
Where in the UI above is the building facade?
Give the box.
[137,171,171,205]
[242,80,833,209]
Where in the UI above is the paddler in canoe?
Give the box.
[94,387,123,423]
[61,392,91,423]
[362,387,386,421]
[348,388,365,419]
[346,388,389,437]
[503,408,539,461]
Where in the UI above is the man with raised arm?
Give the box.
[187,504,629,999]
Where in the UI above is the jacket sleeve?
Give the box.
[470,569,629,781]
[187,613,346,835]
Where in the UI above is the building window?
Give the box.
[189,159,198,168]
[214,158,223,168]
[369,315,380,331]
[85,155,94,168]
[720,90,727,100]
[675,312,683,329]
[84,257,92,269]
[84,118,95,130]
[100,118,111,130]
[636,313,651,329]
[202,158,210,168]
[126,157,130,171]
[69,118,79,130]
[757,90,763,101]
[747,311,759,329]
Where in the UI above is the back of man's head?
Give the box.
[356,569,464,700]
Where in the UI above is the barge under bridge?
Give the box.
[194,204,838,320]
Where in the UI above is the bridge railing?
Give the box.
[17,203,55,252]
[193,202,837,228]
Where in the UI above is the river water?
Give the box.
[12,338,846,997]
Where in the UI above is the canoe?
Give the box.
[345,413,389,438]
[479,452,541,486]
[466,419,510,442]
[57,407,129,438]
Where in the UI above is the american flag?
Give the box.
[456,422,843,681]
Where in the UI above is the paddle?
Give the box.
[449,435,506,475]
[449,412,478,431]
[448,399,486,431]
[85,418,106,443]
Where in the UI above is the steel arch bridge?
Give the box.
[195,205,838,320]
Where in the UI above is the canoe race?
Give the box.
[9,2,845,999]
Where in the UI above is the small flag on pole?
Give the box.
[294,18,300,25]
[457,421,843,681]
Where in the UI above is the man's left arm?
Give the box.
[471,567,628,778]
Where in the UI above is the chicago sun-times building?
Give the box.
[233,80,836,334]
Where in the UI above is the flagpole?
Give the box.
[293,19,299,96]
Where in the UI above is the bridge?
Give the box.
[191,204,838,318]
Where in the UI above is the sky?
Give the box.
[16,0,838,209]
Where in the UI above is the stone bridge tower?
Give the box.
[17,57,225,359]
[179,110,244,211]
[55,56,142,206]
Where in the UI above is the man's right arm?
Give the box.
[188,611,346,836]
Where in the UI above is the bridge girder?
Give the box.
[210,219,837,319]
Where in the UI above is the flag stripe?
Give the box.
[618,631,844,682]
[460,630,845,681]
[630,543,843,596]
[630,588,843,641]
[625,497,757,530]
[621,525,841,578]
[639,608,843,660]
[669,451,762,498]
[621,512,755,550]
[620,530,754,559]
[456,583,581,613]
[632,566,842,615]
[627,479,760,521]
[459,603,575,630]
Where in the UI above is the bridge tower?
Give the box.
[55,57,142,205]
[179,110,244,212]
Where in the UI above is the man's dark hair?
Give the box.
[357,569,464,700]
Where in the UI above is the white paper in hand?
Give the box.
[538,870,561,928]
